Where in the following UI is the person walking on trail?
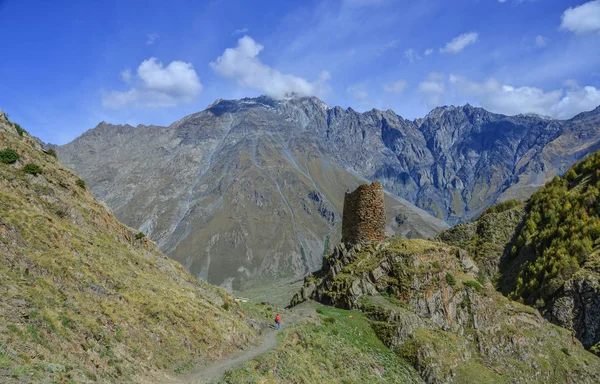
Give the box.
[275,314,281,330]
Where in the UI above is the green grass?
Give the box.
[220,304,422,383]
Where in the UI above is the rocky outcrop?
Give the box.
[437,204,526,278]
[546,269,600,352]
[291,238,600,383]
[341,182,387,245]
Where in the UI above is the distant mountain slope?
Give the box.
[58,97,600,292]
[58,98,447,293]
[0,111,257,383]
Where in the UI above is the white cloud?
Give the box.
[424,48,434,56]
[120,69,132,84]
[232,27,249,35]
[448,74,600,119]
[404,48,421,63]
[211,36,330,99]
[102,58,202,109]
[535,35,548,47]
[383,80,408,94]
[146,33,159,45]
[440,32,479,54]
[417,73,447,107]
[560,0,600,34]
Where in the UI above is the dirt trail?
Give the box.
[155,306,310,384]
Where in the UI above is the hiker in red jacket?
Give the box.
[275,314,281,330]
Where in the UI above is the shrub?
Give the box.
[76,179,86,189]
[323,316,336,325]
[13,123,25,136]
[463,280,483,292]
[445,273,456,286]
[0,148,19,164]
[221,301,230,311]
[46,148,57,158]
[23,163,42,176]
[395,213,408,225]
[135,232,145,240]
[534,298,545,309]
[316,308,325,315]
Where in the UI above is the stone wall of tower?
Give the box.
[341,182,386,245]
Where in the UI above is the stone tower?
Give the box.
[341,182,386,245]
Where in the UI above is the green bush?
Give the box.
[13,123,25,136]
[46,148,57,158]
[323,316,336,325]
[23,163,42,176]
[135,232,145,240]
[76,179,86,189]
[535,298,545,309]
[445,273,456,286]
[0,148,19,164]
[463,280,483,292]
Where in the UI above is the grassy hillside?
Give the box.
[0,112,258,383]
[219,302,422,384]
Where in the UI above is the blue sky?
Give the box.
[1,0,599,144]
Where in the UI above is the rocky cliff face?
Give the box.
[57,96,600,292]
[308,101,600,224]
[291,239,600,383]
[437,202,526,279]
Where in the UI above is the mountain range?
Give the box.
[57,96,600,293]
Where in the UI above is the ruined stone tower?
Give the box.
[341,182,386,245]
